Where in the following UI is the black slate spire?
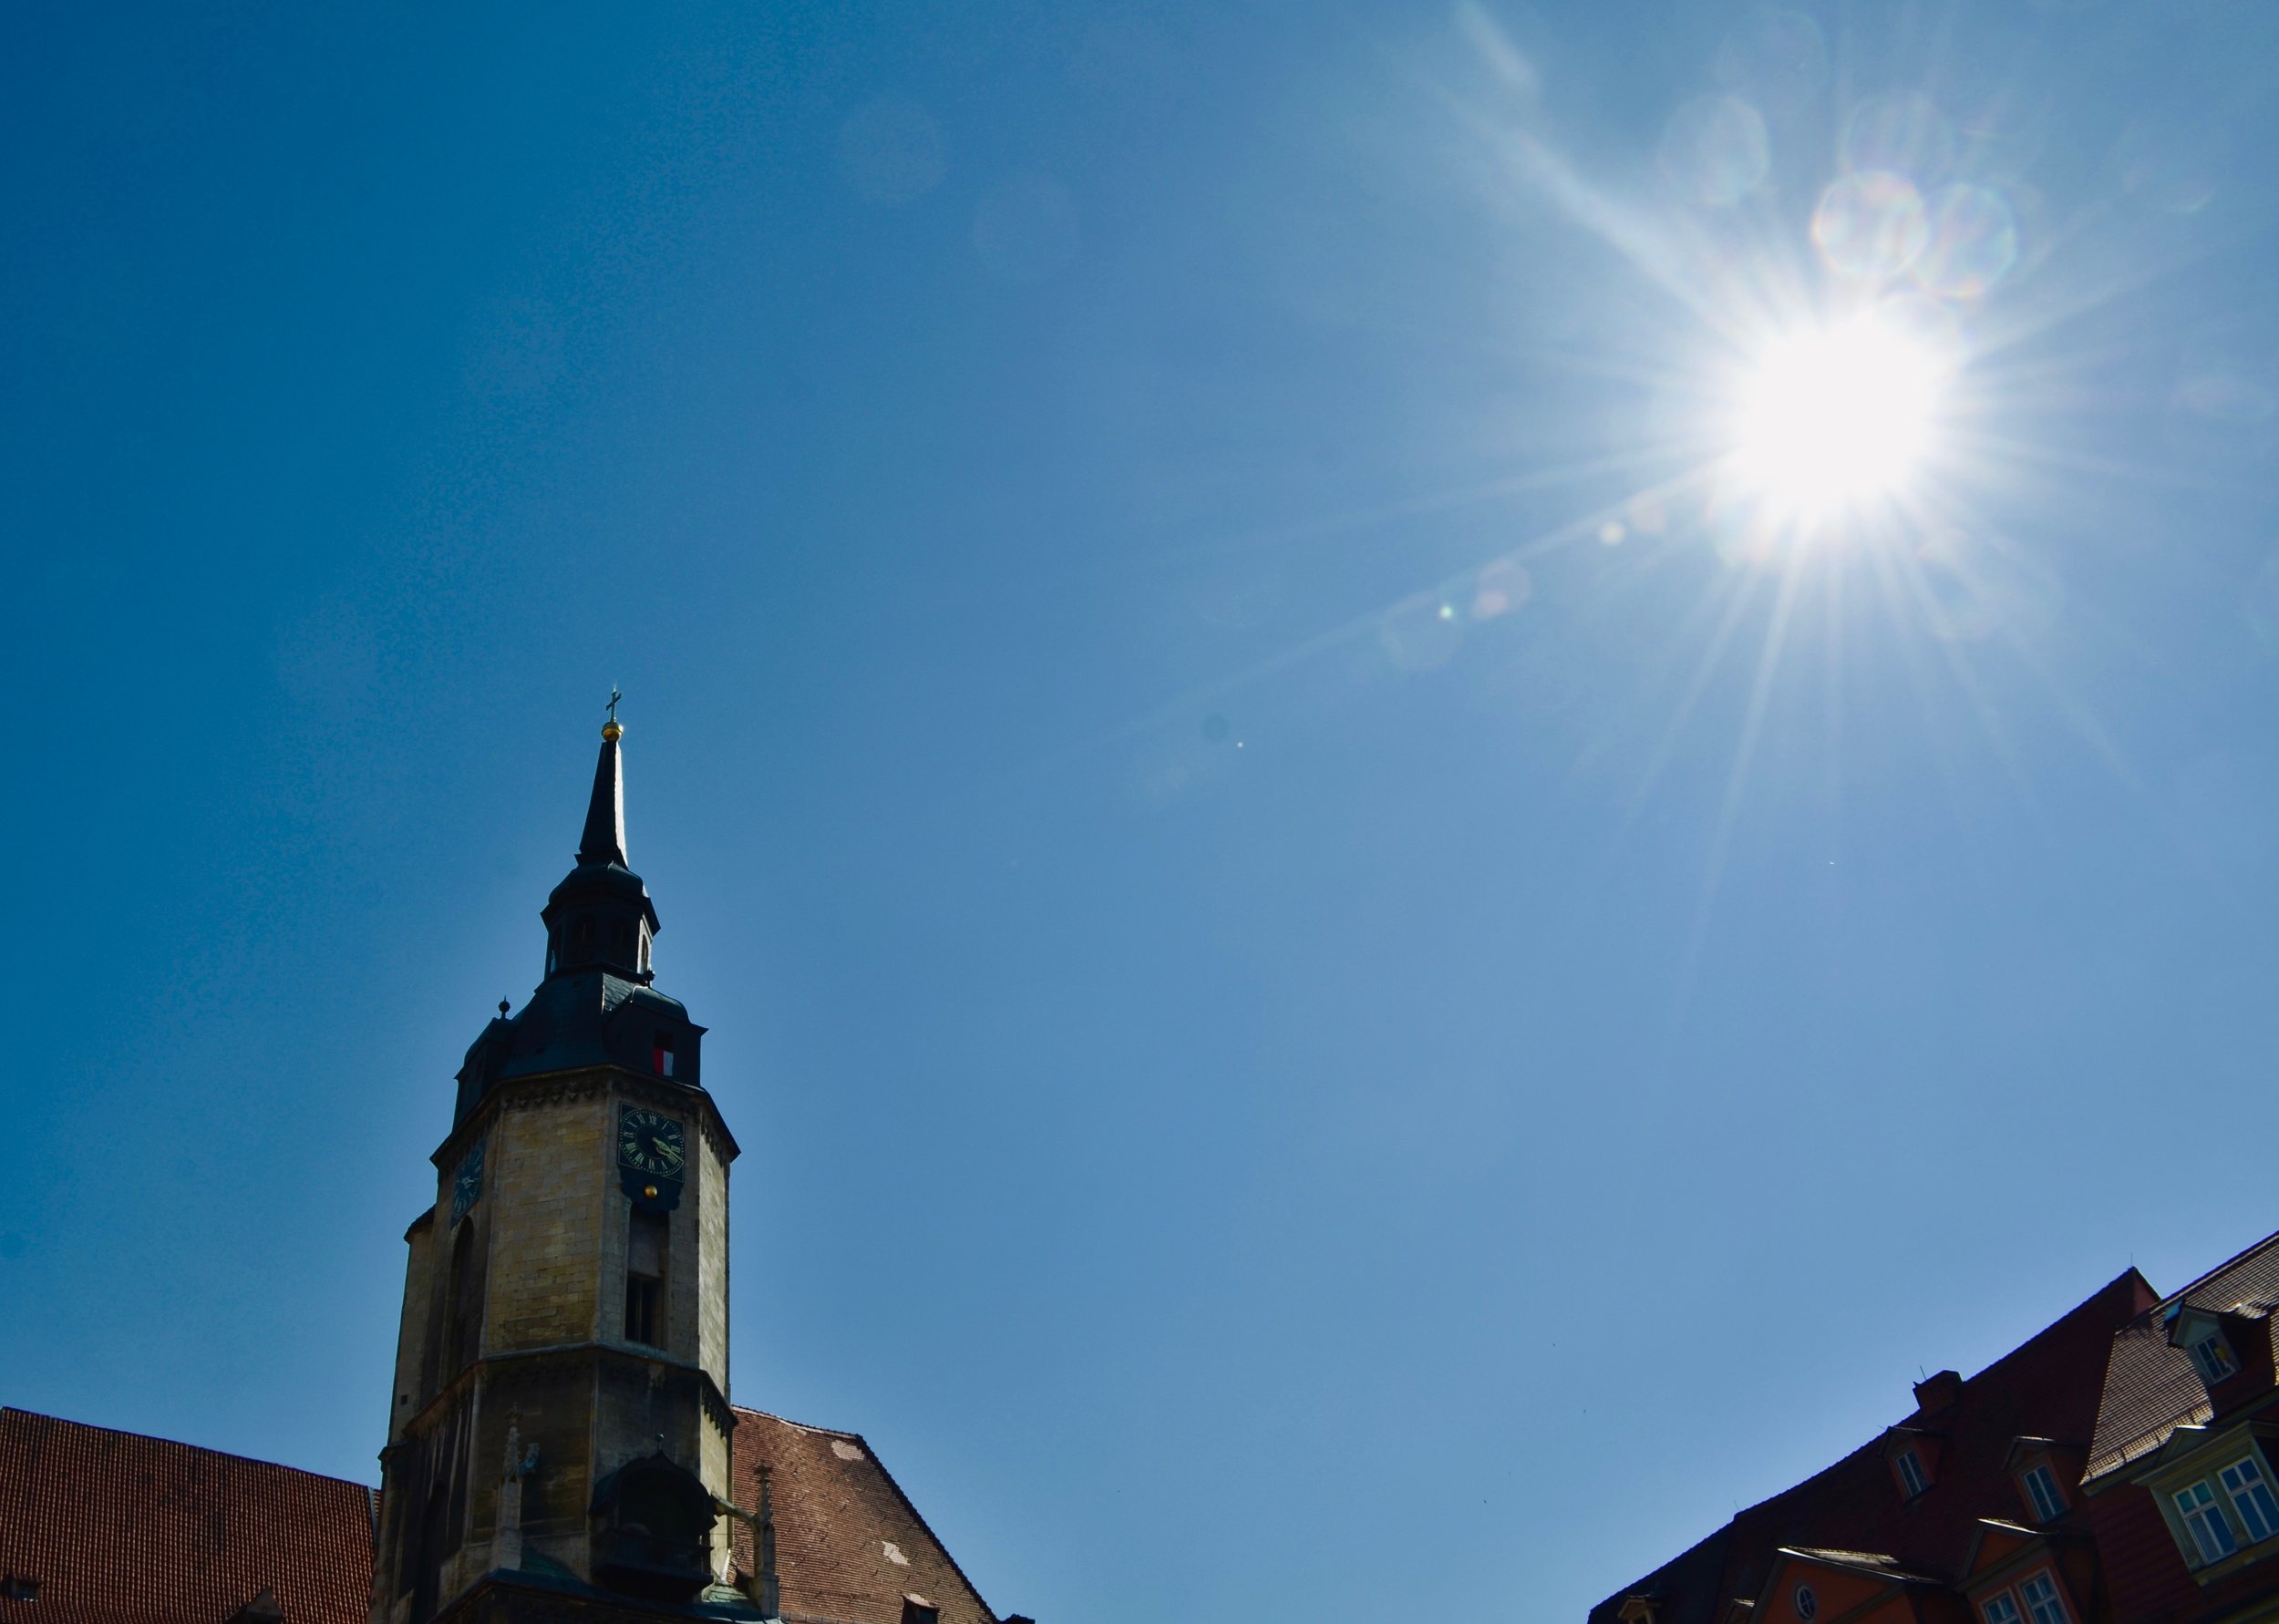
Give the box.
[579,713,628,866]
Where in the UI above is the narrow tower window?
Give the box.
[625,1208,667,1347]
[445,1219,484,1372]
[571,916,595,961]
[653,1032,676,1077]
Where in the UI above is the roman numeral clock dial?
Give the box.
[618,1106,686,1212]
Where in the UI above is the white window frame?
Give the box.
[2018,1571,2068,1624]
[1981,1591,2023,1624]
[2220,1454,2279,1543]
[2022,1462,2066,1522]
[1896,1447,1929,1497]
[2192,1332,2237,1384]
[2176,1478,2241,1566]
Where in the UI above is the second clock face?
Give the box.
[450,1137,486,1223]
[618,1107,686,1178]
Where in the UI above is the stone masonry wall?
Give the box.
[486,1086,607,1352]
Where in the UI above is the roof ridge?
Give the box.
[1958,1269,2154,1385]
[728,1403,861,1441]
[0,1407,373,1492]
[2157,1228,2279,1312]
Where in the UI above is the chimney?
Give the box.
[1913,1370,1963,1413]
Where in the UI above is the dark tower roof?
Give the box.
[448,709,707,1126]
[579,718,629,867]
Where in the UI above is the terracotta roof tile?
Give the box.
[2085,1229,2279,1483]
[0,1408,373,1624]
[728,1408,996,1624]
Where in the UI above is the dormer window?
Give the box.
[1896,1447,1930,1498]
[2222,1455,2279,1542]
[2176,1480,2240,1565]
[653,1032,676,1078]
[901,1598,940,1624]
[2017,1573,2070,1624]
[2192,1331,2237,1384]
[2022,1462,2067,1522]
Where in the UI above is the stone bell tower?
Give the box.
[372,710,749,1624]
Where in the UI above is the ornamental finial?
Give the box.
[603,685,624,742]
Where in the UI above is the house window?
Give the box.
[625,1208,666,1347]
[1896,1448,1929,1497]
[1793,1584,1817,1621]
[1982,1594,2022,1624]
[2192,1332,2237,1384]
[2177,1480,2240,1566]
[2018,1573,2068,1624]
[2022,1463,2066,1522]
[2,1576,38,1601]
[901,1599,940,1624]
[2221,1455,2279,1543]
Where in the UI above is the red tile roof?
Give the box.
[0,1404,1005,1624]
[0,1408,374,1624]
[728,1407,998,1624]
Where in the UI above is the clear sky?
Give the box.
[5,4,2279,1622]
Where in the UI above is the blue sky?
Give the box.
[5,4,2279,1621]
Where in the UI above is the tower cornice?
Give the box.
[432,1064,742,1175]
[389,1340,737,1457]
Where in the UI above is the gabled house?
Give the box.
[2080,1231,2279,1622]
[1590,1271,2157,1624]
[1594,1228,2279,1624]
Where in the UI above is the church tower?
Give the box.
[373,712,748,1624]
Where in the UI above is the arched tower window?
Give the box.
[444,1220,484,1373]
[570,915,595,962]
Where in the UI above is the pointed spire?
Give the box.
[579,695,627,867]
[756,1465,780,1619]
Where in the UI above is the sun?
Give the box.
[1729,313,1945,522]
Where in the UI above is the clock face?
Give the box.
[450,1137,486,1223]
[618,1108,686,1179]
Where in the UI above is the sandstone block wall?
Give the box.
[487,1088,607,1352]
